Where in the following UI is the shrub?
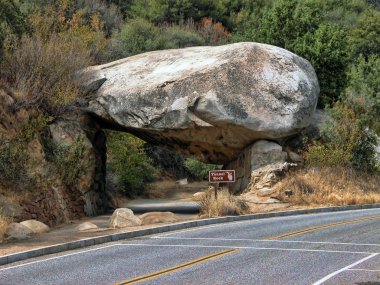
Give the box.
[113,18,163,56]
[0,0,29,58]
[0,114,46,184]
[0,215,12,243]
[304,103,379,172]
[195,17,230,44]
[161,24,205,49]
[198,189,248,217]
[50,134,87,186]
[349,9,380,58]
[0,32,94,115]
[0,0,118,115]
[275,167,380,206]
[345,55,380,134]
[0,136,28,182]
[107,131,156,197]
[183,158,221,180]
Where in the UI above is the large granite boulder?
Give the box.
[5,223,34,241]
[82,42,319,164]
[227,140,290,193]
[108,208,142,228]
[20,220,50,234]
[139,212,181,225]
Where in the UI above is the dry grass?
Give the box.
[1,32,94,115]
[274,167,380,206]
[0,215,12,243]
[0,189,32,205]
[198,189,249,218]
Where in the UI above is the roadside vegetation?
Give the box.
[198,189,249,218]
[0,0,378,200]
[275,167,380,206]
[0,215,12,242]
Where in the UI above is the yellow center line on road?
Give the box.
[266,215,380,240]
[114,249,238,285]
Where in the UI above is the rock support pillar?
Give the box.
[226,140,288,194]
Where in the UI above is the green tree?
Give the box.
[305,103,378,172]
[113,18,163,55]
[184,158,221,180]
[349,9,380,58]
[251,0,350,106]
[345,55,380,133]
[107,132,156,197]
[162,24,205,49]
[291,24,349,106]
[0,0,29,57]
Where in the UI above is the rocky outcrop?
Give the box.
[1,42,320,227]
[247,162,297,196]
[82,42,319,165]
[139,212,180,225]
[43,113,109,217]
[20,220,50,233]
[0,89,109,227]
[108,208,142,228]
[0,195,22,218]
[227,140,292,193]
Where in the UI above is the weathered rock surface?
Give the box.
[288,151,303,163]
[247,162,297,196]
[0,195,22,218]
[227,140,289,193]
[20,220,50,233]
[83,42,319,164]
[139,212,181,225]
[75,222,99,232]
[250,140,288,170]
[1,88,110,226]
[108,208,142,228]
[192,192,207,201]
[5,223,34,241]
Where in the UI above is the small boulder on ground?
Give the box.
[192,192,207,201]
[108,208,142,228]
[20,220,50,234]
[75,222,99,232]
[139,212,181,225]
[5,223,34,241]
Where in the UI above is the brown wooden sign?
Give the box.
[208,170,236,183]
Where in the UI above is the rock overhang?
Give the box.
[81,42,319,164]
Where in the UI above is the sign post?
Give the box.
[208,170,236,200]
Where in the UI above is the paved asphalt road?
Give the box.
[1,208,380,285]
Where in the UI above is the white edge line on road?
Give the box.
[155,209,380,238]
[151,237,380,247]
[1,242,377,274]
[346,268,380,272]
[117,243,377,255]
[0,244,121,272]
[312,253,379,285]
[154,219,261,237]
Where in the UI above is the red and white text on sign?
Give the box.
[208,170,236,183]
